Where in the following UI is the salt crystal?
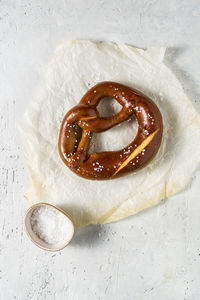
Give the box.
[30,206,72,245]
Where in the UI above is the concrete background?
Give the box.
[0,0,200,299]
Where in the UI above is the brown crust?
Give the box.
[58,81,163,180]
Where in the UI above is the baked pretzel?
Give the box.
[58,81,163,180]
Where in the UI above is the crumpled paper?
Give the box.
[19,40,200,228]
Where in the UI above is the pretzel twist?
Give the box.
[58,82,163,180]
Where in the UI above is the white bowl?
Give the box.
[24,203,74,251]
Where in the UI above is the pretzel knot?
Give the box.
[58,82,163,180]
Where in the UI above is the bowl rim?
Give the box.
[24,202,75,251]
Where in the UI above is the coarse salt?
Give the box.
[30,206,73,245]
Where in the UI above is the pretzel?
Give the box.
[58,81,163,180]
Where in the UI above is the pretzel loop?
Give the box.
[58,82,163,180]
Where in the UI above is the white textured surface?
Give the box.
[1,1,200,299]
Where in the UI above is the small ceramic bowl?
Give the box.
[24,203,75,251]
